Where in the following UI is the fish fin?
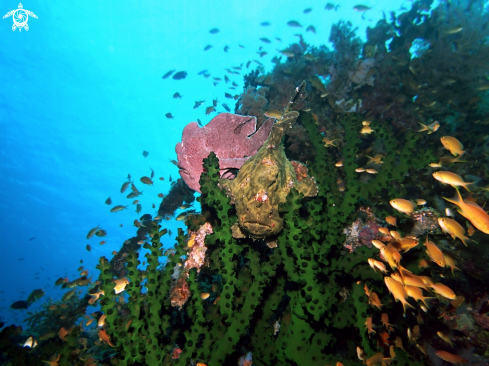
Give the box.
[450,234,456,240]
[443,187,463,206]
[418,123,428,132]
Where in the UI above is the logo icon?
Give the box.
[3,3,37,31]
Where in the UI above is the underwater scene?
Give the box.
[1,0,489,365]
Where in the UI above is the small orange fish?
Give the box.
[112,251,118,255]
[378,227,390,235]
[404,285,434,307]
[158,193,164,198]
[99,241,106,245]
[435,350,467,364]
[440,136,465,156]
[368,258,388,273]
[466,222,475,236]
[385,216,397,226]
[364,316,376,336]
[443,253,461,276]
[423,236,445,267]
[437,331,455,347]
[390,199,416,214]
[201,293,210,300]
[113,278,129,294]
[381,313,391,328]
[384,277,415,314]
[58,327,69,342]
[98,329,114,347]
[431,282,457,300]
[335,161,343,167]
[432,171,472,191]
[444,188,489,234]
[418,259,430,269]
[368,291,383,310]
[49,305,57,310]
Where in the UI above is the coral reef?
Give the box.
[176,113,274,192]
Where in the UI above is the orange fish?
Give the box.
[432,171,472,191]
[418,259,430,269]
[98,329,114,347]
[423,236,445,267]
[404,285,434,307]
[385,216,397,226]
[113,278,129,294]
[381,313,391,328]
[378,227,390,235]
[365,316,376,336]
[431,282,457,300]
[435,350,468,364]
[443,253,461,276]
[444,188,489,234]
[368,258,388,273]
[440,136,465,156]
[384,277,415,314]
[390,199,416,214]
[58,327,69,342]
[368,292,383,310]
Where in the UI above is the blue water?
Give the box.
[0,0,407,327]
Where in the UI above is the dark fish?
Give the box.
[232,82,238,87]
[213,98,218,107]
[353,4,371,11]
[173,92,182,99]
[260,21,271,26]
[172,71,187,80]
[169,175,173,182]
[205,106,215,115]
[95,229,107,237]
[27,289,45,304]
[55,277,65,286]
[225,75,230,83]
[136,204,142,215]
[197,119,203,126]
[238,44,244,48]
[303,8,312,13]
[258,51,267,57]
[222,103,230,112]
[193,100,205,109]
[165,113,174,119]
[325,2,335,10]
[276,37,282,42]
[150,168,154,179]
[209,28,219,34]
[203,45,213,51]
[28,237,35,241]
[259,37,271,44]
[203,73,210,78]
[127,191,142,199]
[142,150,149,157]
[224,46,229,52]
[225,92,233,99]
[287,20,302,28]
[105,197,112,205]
[162,70,175,79]
[10,300,29,310]
[246,61,251,68]
[169,159,179,166]
[306,25,316,33]
[198,69,208,75]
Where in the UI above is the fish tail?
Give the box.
[418,123,428,132]
[451,266,461,276]
[463,182,473,192]
[443,187,463,206]
[402,299,415,314]
[421,297,436,307]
